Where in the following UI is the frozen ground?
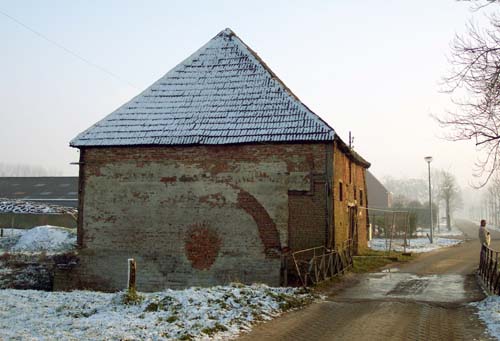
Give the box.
[369,237,463,253]
[0,226,76,254]
[471,296,500,340]
[416,225,464,237]
[0,284,314,340]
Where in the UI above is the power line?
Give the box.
[0,9,138,89]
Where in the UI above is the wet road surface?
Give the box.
[334,272,484,304]
[238,220,494,340]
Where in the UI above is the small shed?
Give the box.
[67,28,370,291]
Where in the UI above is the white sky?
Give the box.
[0,0,496,188]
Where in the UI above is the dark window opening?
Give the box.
[360,190,364,206]
[339,182,343,201]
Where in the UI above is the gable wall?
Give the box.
[70,143,330,291]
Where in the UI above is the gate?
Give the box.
[479,243,500,294]
[291,240,354,287]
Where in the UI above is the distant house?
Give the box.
[0,177,78,208]
[366,171,392,209]
[67,28,370,291]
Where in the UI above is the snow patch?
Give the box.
[415,226,464,237]
[369,237,463,253]
[0,198,76,215]
[471,296,500,339]
[0,284,315,340]
[9,226,76,253]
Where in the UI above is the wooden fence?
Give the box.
[291,240,353,287]
[479,243,500,294]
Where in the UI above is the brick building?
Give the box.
[366,171,392,210]
[66,28,370,291]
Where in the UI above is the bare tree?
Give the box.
[483,171,500,225]
[437,171,463,230]
[437,3,500,187]
[383,176,428,203]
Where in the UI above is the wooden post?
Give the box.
[388,213,396,256]
[128,258,136,292]
[280,253,288,287]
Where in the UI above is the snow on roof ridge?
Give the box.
[70,28,336,147]
[225,28,336,136]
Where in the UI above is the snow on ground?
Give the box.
[0,228,27,253]
[0,198,77,215]
[0,226,76,254]
[471,296,500,339]
[489,226,500,233]
[415,225,464,237]
[0,284,315,340]
[369,237,463,253]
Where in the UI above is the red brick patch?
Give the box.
[185,224,222,270]
[199,193,227,208]
[160,176,177,184]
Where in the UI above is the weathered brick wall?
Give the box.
[70,143,330,291]
[332,141,369,253]
[288,182,328,252]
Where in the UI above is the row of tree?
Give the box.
[383,170,462,231]
[478,173,500,227]
[0,163,62,177]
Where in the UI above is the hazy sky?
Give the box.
[1,1,496,187]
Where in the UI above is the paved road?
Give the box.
[238,220,495,340]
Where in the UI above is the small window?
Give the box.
[339,182,343,201]
[354,185,357,200]
[360,190,364,206]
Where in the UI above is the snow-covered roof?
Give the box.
[70,28,335,147]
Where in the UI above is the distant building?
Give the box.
[66,28,370,291]
[0,177,78,208]
[366,171,392,209]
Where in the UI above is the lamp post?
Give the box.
[424,156,433,244]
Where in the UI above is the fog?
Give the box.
[1,1,496,196]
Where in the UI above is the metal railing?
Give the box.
[479,243,500,294]
[291,240,353,287]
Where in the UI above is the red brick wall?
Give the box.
[288,182,328,252]
[332,141,369,253]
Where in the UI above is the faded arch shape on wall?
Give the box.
[231,185,281,259]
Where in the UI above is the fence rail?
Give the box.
[479,243,500,294]
[291,240,353,287]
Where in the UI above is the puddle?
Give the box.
[334,273,472,303]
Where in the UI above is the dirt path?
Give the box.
[238,220,495,341]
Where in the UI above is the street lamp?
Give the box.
[424,156,433,244]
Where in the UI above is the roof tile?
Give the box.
[70,28,335,147]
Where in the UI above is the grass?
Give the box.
[352,249,416,273]
[122,287,144,305]
[201,323,228,336]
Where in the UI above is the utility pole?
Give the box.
[424,156,433,243]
